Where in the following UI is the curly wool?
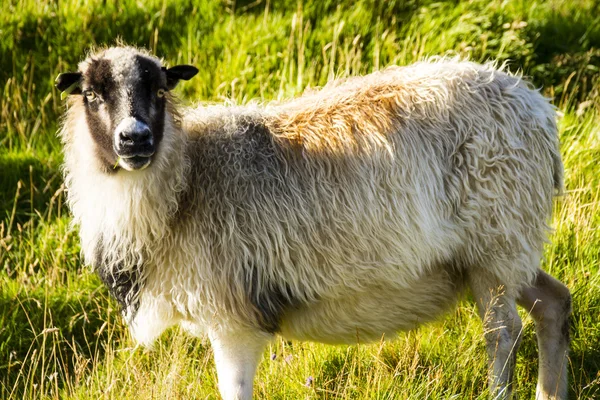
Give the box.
[60,54,562,345]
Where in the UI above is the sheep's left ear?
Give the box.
[163,65,199,90]
[55,72,82,98]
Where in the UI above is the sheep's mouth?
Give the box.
[119,155,153,171]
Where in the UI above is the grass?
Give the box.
[1,0,599,398]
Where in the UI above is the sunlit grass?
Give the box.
[1,0,599,399]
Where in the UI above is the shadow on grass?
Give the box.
[524,4,600,104]
[0,152,65,227]
[0,278,121,399]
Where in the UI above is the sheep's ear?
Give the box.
[163,65,199,90]
[55,72,82,98]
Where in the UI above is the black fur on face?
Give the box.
[132,55,167,158]
[83,58,119,172]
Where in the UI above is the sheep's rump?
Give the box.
[178,59,560,335]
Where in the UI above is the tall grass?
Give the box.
[1,0,599,398]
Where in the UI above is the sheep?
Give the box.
[55,46,571,400]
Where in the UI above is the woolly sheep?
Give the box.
[56,46,571,400]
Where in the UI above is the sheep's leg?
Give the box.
[469,271,522,399]
[517,269,571,400]
[208,328,271,400]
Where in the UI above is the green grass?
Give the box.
[1,0,599,398]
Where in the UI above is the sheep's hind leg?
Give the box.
[469,270,522,399]
[209,327,272,400]
[517,269,571,400]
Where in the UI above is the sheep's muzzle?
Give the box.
[114,116,156,171]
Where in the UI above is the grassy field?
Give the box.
[1,0,599,398]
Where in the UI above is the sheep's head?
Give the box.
[56,47,198,172]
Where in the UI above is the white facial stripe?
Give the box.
[105,49,142,117]
[104,48,161,73]
[105,48,140,82]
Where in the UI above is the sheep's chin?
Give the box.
[119,156,152,171]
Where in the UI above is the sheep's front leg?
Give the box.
[209,328,271,400]
[517,270,571,400]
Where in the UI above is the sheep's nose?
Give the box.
[114,117,155,158]
[119,126,151,145]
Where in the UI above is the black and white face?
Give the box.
[56,48,198,172]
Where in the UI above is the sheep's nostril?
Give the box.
[119,127,151,144]
[117,126,155,159]
[114,118,155,158]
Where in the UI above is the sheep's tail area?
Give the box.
[535,90,563,195]
[547,106,564,195]
[552,145,564,194]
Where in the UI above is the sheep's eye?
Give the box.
[157,88,166,98]
[85,91,97,102]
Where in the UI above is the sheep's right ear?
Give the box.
[55,72,82,98]
[163,66,199,90]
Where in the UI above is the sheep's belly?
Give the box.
[278,268,463,344]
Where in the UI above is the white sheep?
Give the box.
[56,46,571,400]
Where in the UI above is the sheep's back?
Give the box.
[176,59,560,328]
